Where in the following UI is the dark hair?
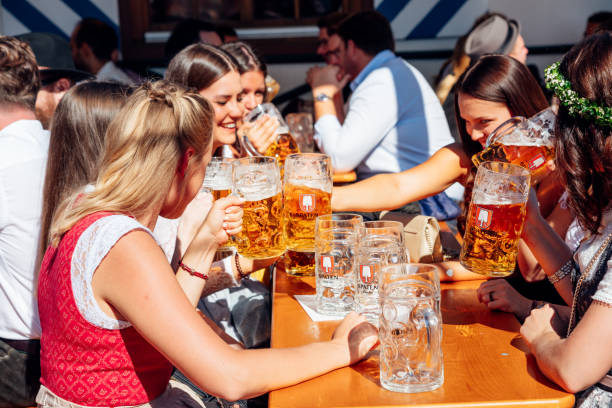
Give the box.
[221,41,266,77]
[165,19,220,61]
[216,24,238,42]
[0,36,40,110]
[165,43,238,91]
[455,55,548,158]
[587,11,612,24]
[454,55,548,232]
[73,18,118,61]
[337,11,394,55]
[553,32,612,234]
[39,81,132,262]
[317,12,348,36]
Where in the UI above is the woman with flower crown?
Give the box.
[519,31,612,406]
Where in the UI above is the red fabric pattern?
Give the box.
[38,212,173,406]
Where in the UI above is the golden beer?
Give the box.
[233,191,285,259]
[211,188,231,201]
[460,202,526,277]
[283,183,331,275]
[472,143,554,183]
[264,133,300,173]
[284,248,316,276]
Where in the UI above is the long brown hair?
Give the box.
[49,80,214,246]
[39,81,132,262]
[454,55,548,231]
[553,32,612,234]
[165,42,238,92]
[455,55,549,157]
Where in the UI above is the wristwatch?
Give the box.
[315,92,332,102]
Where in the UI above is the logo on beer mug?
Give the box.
[359,264,377,284]
[299,193,315,212]
[475,206,493,229]
[321,255,334,274]
[528,153,546,170]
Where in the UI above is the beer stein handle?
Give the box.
[485,116,525,147]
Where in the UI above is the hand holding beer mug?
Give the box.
[315,213,363,316]
[379,263,443,393]
[231,157,286,259]
[355,221,407,325]
[471,108,555,184]
[283,153,332,276]
[460,161,531,277]
[240,103,299,170]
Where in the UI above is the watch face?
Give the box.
[316,93,330,102]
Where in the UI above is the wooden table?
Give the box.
[269,266,574,407]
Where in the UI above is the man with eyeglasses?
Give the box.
[316,12,347,63]
[307,11,453,187]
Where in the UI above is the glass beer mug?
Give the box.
[283,153,332,276]
[201,157,233,201]
[231,156,286,259]
[460,161,530,277]
[240,103,300,172]
[202,157,234,249]
[471,108,555,184]
[286,112,315,153]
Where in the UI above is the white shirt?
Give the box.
[314,50,453,180]
[0,120,49,339]
[97,61,135,85]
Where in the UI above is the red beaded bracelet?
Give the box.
[179,260,208,280]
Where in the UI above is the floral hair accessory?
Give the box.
[545,61,612,127]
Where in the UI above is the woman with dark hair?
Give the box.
[519,31,612,406]
[332,55,570,303]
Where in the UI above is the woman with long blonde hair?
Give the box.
[36,80,376,407]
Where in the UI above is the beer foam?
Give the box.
[472,192,525,205]
[239,184,279,201]
[286,178,332,192]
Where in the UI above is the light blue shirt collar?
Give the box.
[350,50,395,92]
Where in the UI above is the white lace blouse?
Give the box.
[71,215,153,329]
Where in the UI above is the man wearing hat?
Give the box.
[17,32,94,129]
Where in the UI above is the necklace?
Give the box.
[567,231,612,337]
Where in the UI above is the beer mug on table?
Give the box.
[286,113,315,153]
[240,103,300,171]
[471,108,555,184]
[355,221,407,325]
[460,161,531,277]
[283,153,332,276]
[379,263,443,393]
[231,156,286,259]
[315,213,363,316]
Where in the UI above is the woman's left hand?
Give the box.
[477,279,533,321]
[520,303,556,347]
